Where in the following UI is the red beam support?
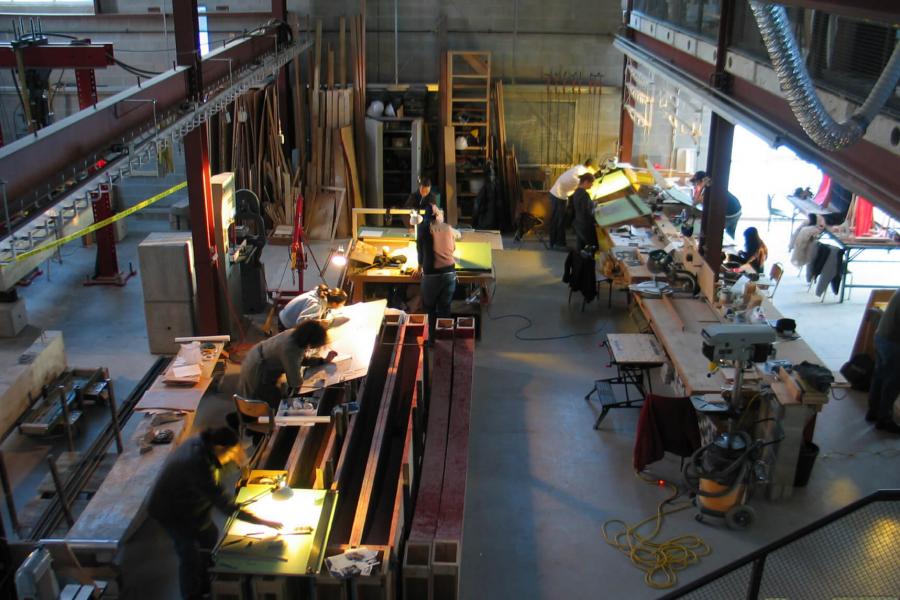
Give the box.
[74,69,98,109]
[176,0,221,335]
[0,43,114,69]
[700,114,733,274]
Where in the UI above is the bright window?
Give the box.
[0,0,95,15]
[198,5,210,56]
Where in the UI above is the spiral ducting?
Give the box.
[749,1,900,151]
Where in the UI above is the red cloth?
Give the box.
[633,394,702,472]
[813,174,831,207]
[854,197,874,237]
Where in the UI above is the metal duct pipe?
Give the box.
[749,1,900,151]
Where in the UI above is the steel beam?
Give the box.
[176,0,221,336]
[0,43,114,69]
[700,114,733,274]
[0,29,278,218]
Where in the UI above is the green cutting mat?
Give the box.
[594,194,652,227]
[455,242,493,271]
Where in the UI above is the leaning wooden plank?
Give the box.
[349,321,409,546]
[340,126,363,209]
[443,126,458,225]
[312,20,322,117]
[338,15,346,89]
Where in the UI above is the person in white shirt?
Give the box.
[548,158,595,249]
[278,284,347,330]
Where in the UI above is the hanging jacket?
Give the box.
[563,249,597,303]
[815,246,843,297]
[790,225,822,268]
[633,394,702,472]
[807,243,831,283]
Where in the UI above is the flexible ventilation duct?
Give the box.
[749,1,900,151]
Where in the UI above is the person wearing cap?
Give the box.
[571,172,598,252]
[414,200,461,331]
[548,159,595,248]
[238,320,337,408]
[278,283,348,330]
[690,170,743,239]
[148,427,283,599]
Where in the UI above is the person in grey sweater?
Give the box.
[868,289,900,433]
[238,320,336,408]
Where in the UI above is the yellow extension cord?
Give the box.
[601,473,712,590]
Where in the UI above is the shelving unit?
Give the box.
[365,116,424,214]
[443,51,491,226]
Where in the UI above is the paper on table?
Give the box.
[172,364,202,378]
[359,228,384,237]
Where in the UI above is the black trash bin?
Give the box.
[794,442,820,487]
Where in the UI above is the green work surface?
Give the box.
[591,169,635,200]
[211,486,337,576]
[594,194,652,227]
[455,242,493,272]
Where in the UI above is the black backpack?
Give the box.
[840,353,875,391]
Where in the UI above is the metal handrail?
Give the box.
[660,489,900,599]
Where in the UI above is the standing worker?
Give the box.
[690,170,743,239]
[548,159,595,249]
[405,176,435,211]
[238,320,337,408]
[148,427,283,599]
[278,284,348,330]
[868,289,900,433]
[415,200,461,331]
[570,172,598,252]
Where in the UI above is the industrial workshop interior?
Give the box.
[1,0,900,599]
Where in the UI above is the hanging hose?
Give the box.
[749,1,900,151]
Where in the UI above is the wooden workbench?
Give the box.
[633,294,727,395]
[68,343,224,547]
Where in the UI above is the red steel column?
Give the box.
[74,69,98,109]
[175,0,221,335]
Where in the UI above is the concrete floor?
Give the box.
[2,213,898,598]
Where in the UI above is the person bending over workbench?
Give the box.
[690,170,743,239]
[571,172,597,252]
[148,427,282,600]
[278,283,348,330]
[238,320,337,408]
[548,158,595,249]
[415,201,461,331]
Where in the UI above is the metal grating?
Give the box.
[678,563,754,600]
[757,502,900,599]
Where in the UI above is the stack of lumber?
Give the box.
[403,317,475,600]
[224,83,299,229]
[301,14,367,240]
[492,80,522,228]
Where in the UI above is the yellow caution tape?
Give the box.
[13,181,187,262]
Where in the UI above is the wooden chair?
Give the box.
[767,262,784,299]
[767,194,795,231]
[233,394,275,443]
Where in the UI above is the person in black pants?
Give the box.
[148,427,282,599]
[570,172,597,251]
[547,159,595,248]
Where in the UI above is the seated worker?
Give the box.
[548,159,595,249]
[148,427,282,600]
[571,172,598,252]
[690,170,742,239]
[238,320,337,408]
[278,284,348,330]
[415,201,461,331]
[868,289,900,433]
[729,226,768,273]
